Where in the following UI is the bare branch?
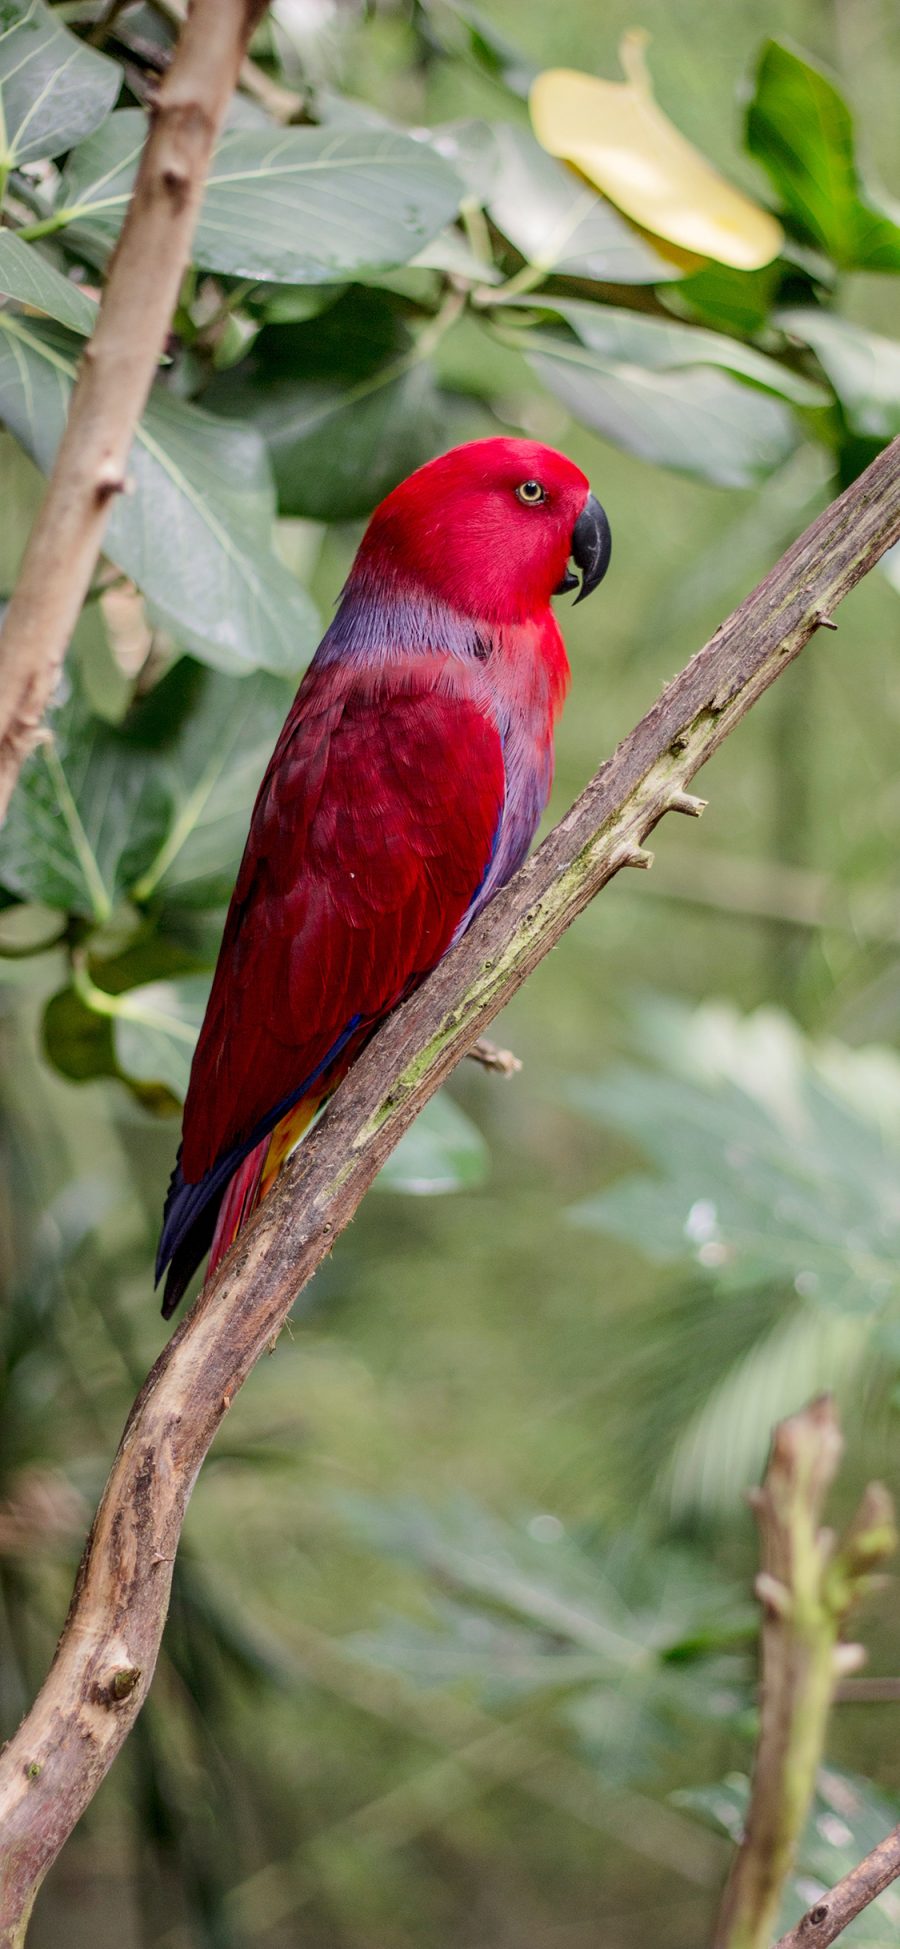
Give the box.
[772,1824,900,1948]
[0,0,270,825]
[0,440,898,1940]
[712,1399,897,1949]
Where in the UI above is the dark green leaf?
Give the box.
[42,983,117,1084]
[486,125,683,285]
[377,1093,489,1196]
[0,232,98,333]
[0,658,291,919]
[0,676,169,919]
[663,259,782,336]
[747,41,900,272]
[777,306,900,441]
[507,297,816,487]
[205,290,448,522]
[0,316,319,675]
[0,0,118,168]
[125,659,292,909]
[58,110,463,284]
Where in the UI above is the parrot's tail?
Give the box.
[205,1094,323,1288]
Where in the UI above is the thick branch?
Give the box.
[0,439,898,1939]
[712,1399,897,1949]
[0,0,269,825]
[772,1824,900,1948]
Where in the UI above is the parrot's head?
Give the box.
[353,437,611,624]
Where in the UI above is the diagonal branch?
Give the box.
[0,437,898,1942]
[0,0,270,827]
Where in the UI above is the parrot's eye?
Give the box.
[515,480,546,505]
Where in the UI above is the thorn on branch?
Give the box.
[467,1037,522,1076]
[815,612,839,631]
[624,846,654,869]
[668,789,708,818]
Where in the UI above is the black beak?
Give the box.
[558,492,611,604]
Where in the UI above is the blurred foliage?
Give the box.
[1,1,900,1945]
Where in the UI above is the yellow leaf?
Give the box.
[530,33,783,272]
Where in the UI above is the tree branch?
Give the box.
[0,439,898,1941]
[712,1398,897,1949]
[0,0,270,826]
[772,1824,900,1948]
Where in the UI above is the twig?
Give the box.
[772,1824,900,1948]
[467,1035,522,1075]
[0,0,270,825]
[0,441,898,1940]
[834,1676,900,1702]
[712,1398,897,1949]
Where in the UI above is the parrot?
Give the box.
[156,437,611,1317]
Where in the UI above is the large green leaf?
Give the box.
[570,1001,900,1314]
[0,315,319,674]
[506,297,813,487]
[0,659,291,918]
[0,676,168,919]
[205,290,448,523]
[0,0,118,169]
[109,972,211,1100]
[125,659,292,908]
[56,110,463,284]
[777,306,900,442]
[343,1496,746,1773]
[0,230,98,333]
[747,42,900,272]
[484,124,682,285]
[568,1001,900,1513]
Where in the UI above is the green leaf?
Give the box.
[0,231,98,333]
[747,41,900,272]
[377,1093,489,1195]
[507,297,814,487]
[0,658,292,919]
[57,110,463,284]
[0,428,44,594]
[0,315,319,675]
[0,0,118,169]
[569,1001,900,1315]
[485,124,683,285]
[125,659,292,908]
[0,675,169,919]
[662,259,782,336]
[42,981,117,1084]
[110,973,210,1100]
[777,307,900,442]
[205,290,447,523]
[440,3,538,100]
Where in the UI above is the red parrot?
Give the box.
[157,438,611,1315]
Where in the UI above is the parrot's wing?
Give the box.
[179,660,505,1188]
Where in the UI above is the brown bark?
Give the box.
[0,0,269,825]
[0,437,898,1939]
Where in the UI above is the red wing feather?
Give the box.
[181,658,505,1183]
